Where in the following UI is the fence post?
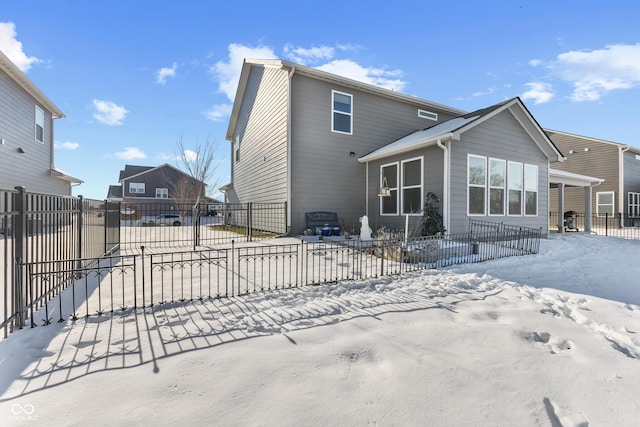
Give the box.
[247,202,252,242]
[103,200,108,255]
[605,212,609,236]
[13,186,26,329]
[77,196,84,269]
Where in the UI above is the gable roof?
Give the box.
[118,163,205,185]
[0,49,64,118]
[226,58,467,140]
[545,128,640,155]
[107,185,123,199]
[358,97,564,163]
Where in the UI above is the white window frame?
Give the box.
[596,191,615,217]
[467,154,487,216]
[488,158,506,216]
[524,164,538,216]
[234,134,240,162]
[380,162,399,215]
[401,157,423,215]
[129,182,145,194]
[418,109,438,121]
[507,161,523,216]
[35,105,44,143]
[629,192,640,218]
[156,188,168,198]
[331,90,353,135]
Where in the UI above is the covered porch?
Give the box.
[549,168,604,233]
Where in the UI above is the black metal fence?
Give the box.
[549,211,640,240]
[17,221,541,328]
[1,187,120,336]
[119,201,288,251]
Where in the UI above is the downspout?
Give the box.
[436,138,450,232]
[619,146,629,216]
[365,162,369,216]
[286,66,296,234]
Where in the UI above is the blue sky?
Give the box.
[2,1,640,200]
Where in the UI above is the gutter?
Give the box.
[436,138,450,232]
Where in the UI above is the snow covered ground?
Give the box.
[0,233,639,426]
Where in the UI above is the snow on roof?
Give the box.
[358,115,479,162]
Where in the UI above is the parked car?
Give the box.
[142,214,183,226]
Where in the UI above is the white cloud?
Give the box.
[204,103,233,122]
[92,99,128,125]
[156,62,178,85]
[472,86,496,97]
[210,43,278,101]
[114,147,146,160]
[521,82,554,104]
[182,149,198,162]
[283,44,334,65]
[316,59,407,92]
[529,59,542,67]
[553,43,640,101]
[55,140,80,150]
[0,22,41,72]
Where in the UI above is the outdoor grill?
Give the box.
[563,210,579,232]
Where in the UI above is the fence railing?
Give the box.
[550,211,640,240]
[119,201,288,251]
[17,221,541,328]
[1,187,120,336]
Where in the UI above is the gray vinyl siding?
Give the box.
[449,110,549,235]
[0,67,68,195]
[289,73,456,234]
[231,66,289,206]
[363,145,444,236]
[547,131,620,214]
[623,150,640,215]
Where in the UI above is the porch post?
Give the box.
[584,186,593,233]
[557,183,565,233]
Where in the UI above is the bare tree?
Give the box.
[170,136,221,215]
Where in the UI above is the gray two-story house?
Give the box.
[108,163,214,221]
[546,129,640,222]
[224,59,573,236]
[0,49,81,195]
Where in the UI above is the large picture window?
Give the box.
[596,192,614,216]
[468,155,486,215]
[380,163,398,215]
[524,164,538,216]
[508,161,523,216]
[35,106,44,143]
[401,158,423,214]
[489,158,506,215]
[332,90,352,134]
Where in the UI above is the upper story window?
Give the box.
[35,106,44,143]
[418,109,438,121]
[332,90,352,134]
[156,188,168,198]
[129,182,145,194]
[401,158,423,214]
[234,134,241,162]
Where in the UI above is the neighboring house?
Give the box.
[546,129,640,221]
[223,58,600,237]
[108,163,213,219]
[0,49,82,195]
